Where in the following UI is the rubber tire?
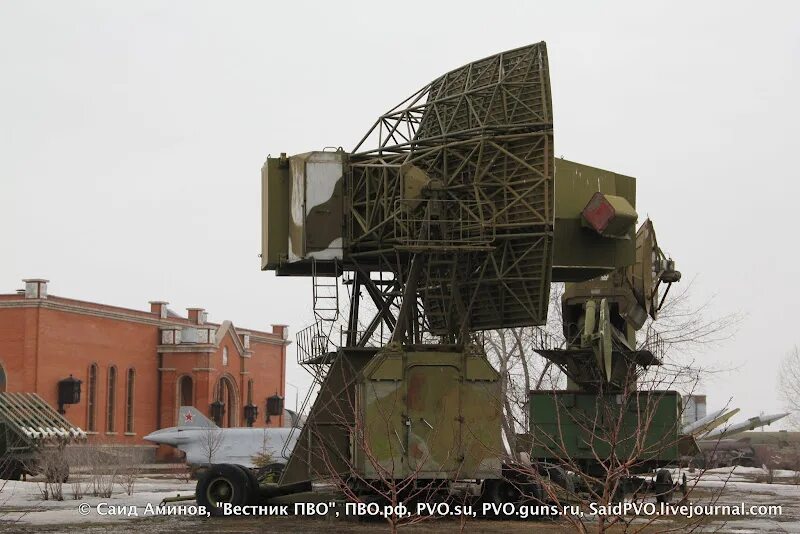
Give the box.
[610,483,625,504]
[481,479,521,514]
[480,480,500,516]
[196,463,252,516]
[236,465,261,506]
[655,469,674,504]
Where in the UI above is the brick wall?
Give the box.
[0,283,288,447]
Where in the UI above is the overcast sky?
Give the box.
[1,1,798,424]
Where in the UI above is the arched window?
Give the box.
[106,366,117,432]
[178,375,193,407]
[125,368,135,434]
[214,376,238,427]
[222,347,228,367]
[0,364,6,393]
[87,364,98,432]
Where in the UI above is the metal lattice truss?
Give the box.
[346,43,555,334]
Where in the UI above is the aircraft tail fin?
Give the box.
[178,406,217,428]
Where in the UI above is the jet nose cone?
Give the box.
[143,428,178,446]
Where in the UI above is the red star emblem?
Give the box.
[184,412,194,423]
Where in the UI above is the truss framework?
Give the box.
[346,43,555,334]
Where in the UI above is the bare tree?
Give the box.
[200,425,225,466]
[86,441,120,498]
[117,451,142,496]
[639,278,741,357]
[30,442,69,501]
[68,445,90,500]
[778,346,800,428]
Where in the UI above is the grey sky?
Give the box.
[1,1,798,421]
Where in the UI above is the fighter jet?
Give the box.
[143,406,299,468]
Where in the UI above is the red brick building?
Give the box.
[0,278,289,450]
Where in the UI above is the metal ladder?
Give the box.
[282,260,342,462]
[312,258,339,324]
[422,254,459,335]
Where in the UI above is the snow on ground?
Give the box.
[1,467,799,532]
[702,465,800,480]
[676,466,800,533]
[684,465,800,492]
[0,476,196,526]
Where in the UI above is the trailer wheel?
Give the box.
[481,478,520,510]
[237,465,261,505]
[196,464,252,516]
[654,469,674,504]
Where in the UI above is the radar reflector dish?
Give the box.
[348,43,554,332]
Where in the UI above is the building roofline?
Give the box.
[0,294,289,345]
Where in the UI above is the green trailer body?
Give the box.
[280,344,503,486]
[528,390,682,475]
[357,345,502,480]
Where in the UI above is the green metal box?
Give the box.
[356,346,503,480]
[279,345,504,486]
[261,156,290,271]
[528,390,681,473]
[261,152,346,275]
[551,159,637,282]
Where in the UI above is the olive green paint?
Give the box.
[528,390,682,475]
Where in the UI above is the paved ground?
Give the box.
[0,467,798,533]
